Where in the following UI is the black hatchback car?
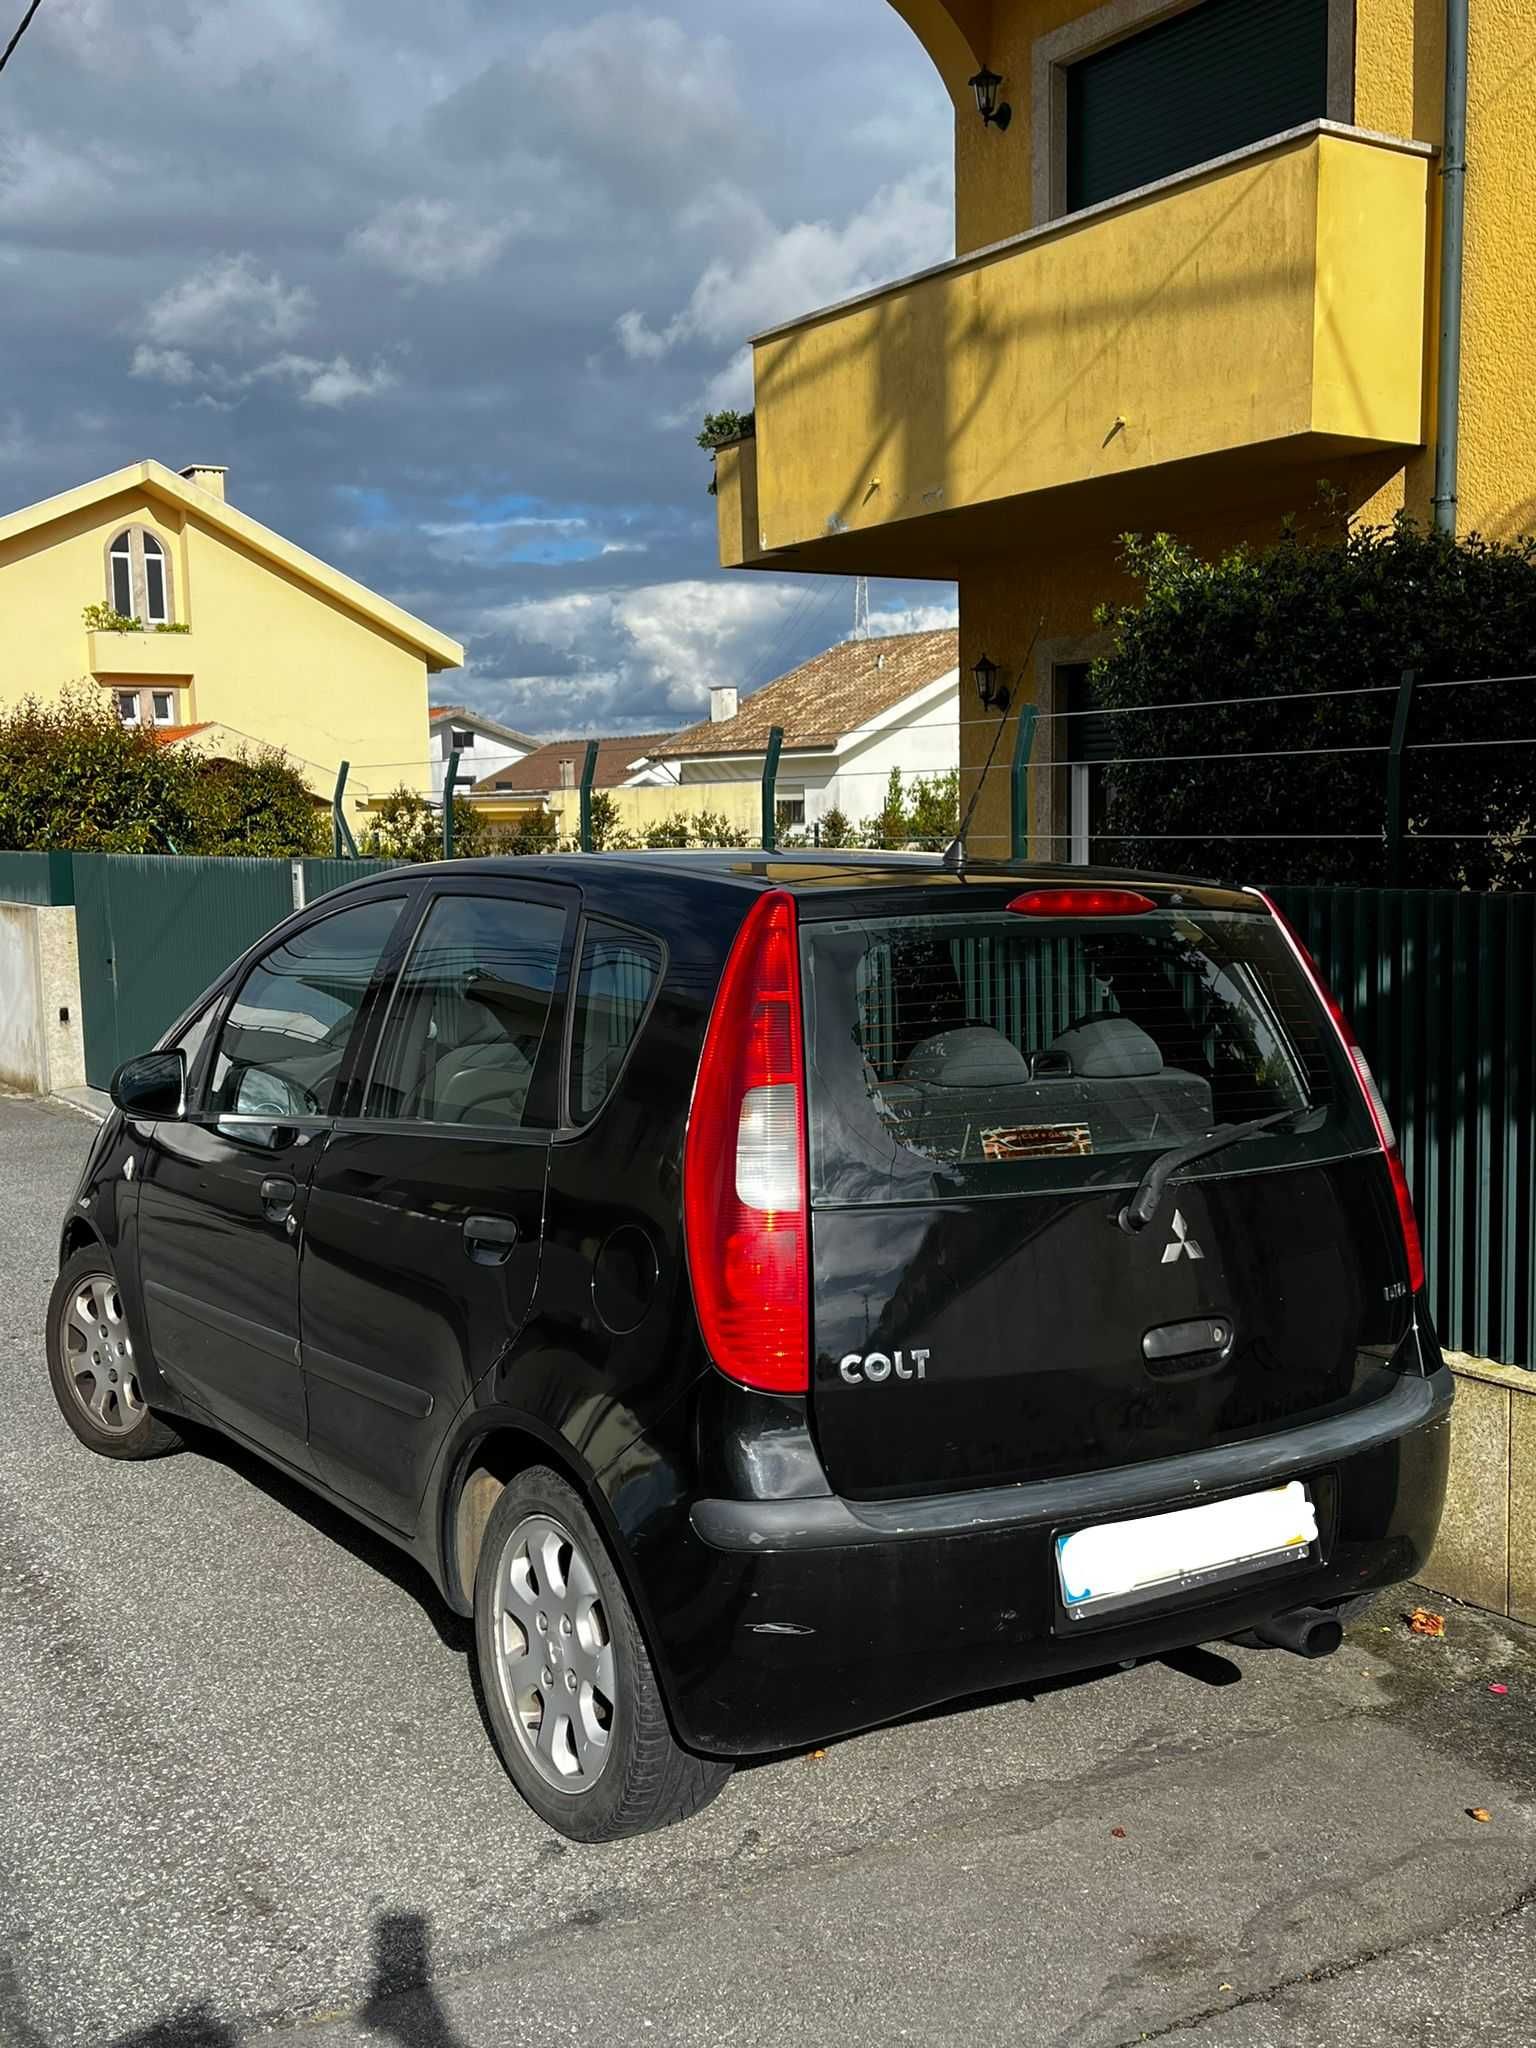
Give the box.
[50,855,1452,1839]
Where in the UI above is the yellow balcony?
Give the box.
[720,125,1432,579]
[86,630,196,679]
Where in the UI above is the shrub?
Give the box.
[82,602,142,633]
[1092,512,1536,888]
[361,786,487,862]
[692,809,750,848]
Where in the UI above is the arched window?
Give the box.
[104,527,174,625]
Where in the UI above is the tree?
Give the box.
[361,786,486,862]
[0,687,322,855]
[816,806,853,848]
[1091,513,1536,888]
[906,769,960,849]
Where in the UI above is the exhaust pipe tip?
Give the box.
[1243,1606,1344,1660]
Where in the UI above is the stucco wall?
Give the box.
[0,483,436,810]
[0,902,85,1095]
[547,781,763,841]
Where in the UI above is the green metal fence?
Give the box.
[0,851,75,905]
[1271,886,1535,1368]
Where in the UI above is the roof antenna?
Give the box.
[943,616,1043,874]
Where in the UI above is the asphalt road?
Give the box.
[2,1092,1534,2048]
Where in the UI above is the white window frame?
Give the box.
[115,691,141,728]
[103,525,176,626]
[1030,0,1357,227]
[451,728,476,751]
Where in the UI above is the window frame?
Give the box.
[200,889,415,1131]
[451,728,477,751]
[345,875,579,1141]
[103,525,176,626]
[1029,0,1356,227]
[561,912,669,1132]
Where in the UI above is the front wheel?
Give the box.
[46,1248,182,1460]
[473,1465,731,1841]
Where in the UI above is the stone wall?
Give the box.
[1422,1356,1536,1624]
[0,902,86,1096]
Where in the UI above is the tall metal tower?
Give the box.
[853,577,870,641]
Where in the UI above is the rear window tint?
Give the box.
[803,907,1375,1204]
[568,920,664,1125]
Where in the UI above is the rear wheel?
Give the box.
[46,1248,182,1460]
[473,1465,730,1841]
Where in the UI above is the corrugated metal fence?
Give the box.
[1270,886,1534,1369]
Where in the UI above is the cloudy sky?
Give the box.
[2,0,958,749]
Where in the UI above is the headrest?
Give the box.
[901,1026,1032,1091]
[1050,1016,1164,1079]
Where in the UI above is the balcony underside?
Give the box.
[720,125,1431,580]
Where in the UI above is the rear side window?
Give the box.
[366,893,565,1129]
[568,920,664,1125]
[208,897,402,1119]
[803,906,1375,1204]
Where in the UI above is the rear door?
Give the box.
[135,893,406,1468]
[298,879,574,1531]
[801,896,1413,1501]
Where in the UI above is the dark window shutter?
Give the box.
[1061,666,1116,765]
[1066,0,1330,213]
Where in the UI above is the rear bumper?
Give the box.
[658,1367,1453,1756]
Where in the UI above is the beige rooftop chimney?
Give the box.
[179,464,228,502]
[710,685,739,723]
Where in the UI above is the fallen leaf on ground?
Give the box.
[1219,1984,1233,1994]
[1110,1826,1127,1839]
[1468,1808,1492,1823]
[1408,1607,1446,1637]
[805,1749,827,1764]
[1488,1682,1509,1695]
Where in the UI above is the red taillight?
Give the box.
[1008,888,1157,917]
[1252,890,1426,1294]
[684,890,809,1394]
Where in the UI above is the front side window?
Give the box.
[104,526,175,625]
[366,893,566,1128]
[568,920,664,1125]
[1065,0,1330,213]
[113,687,182,728]
[776,792,806,828]
[115,691,140,727]
[805,905,1375,1205]
[151,690,175,725]
[452,728,476,751]
[208,897,403,1120]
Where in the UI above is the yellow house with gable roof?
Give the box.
[0,459,463,812]
[716,0,1533,859]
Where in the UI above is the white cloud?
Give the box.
[867,601,959,637]
[130,344,197,385]
[481,577,808,714]
[256,352,398,406]
[348,197,518,286]
[143,253,313,349]
[618,167,951,362]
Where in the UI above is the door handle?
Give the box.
[260,1175,298,1221]
[463,1214,519,1265]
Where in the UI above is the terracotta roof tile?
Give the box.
[647,630,957,760]
[150,722,213,745]
[471,732,677,796]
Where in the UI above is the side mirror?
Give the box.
[109,1049,187,1122]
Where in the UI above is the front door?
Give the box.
[135,894,406,1468]
[299,883,573,1530]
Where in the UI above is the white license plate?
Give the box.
[1056,1481,1318,1619]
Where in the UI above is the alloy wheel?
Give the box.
[491,1512,617,1792]
[59,1274,145,1436]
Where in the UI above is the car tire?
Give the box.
[46,1247,183,1460]
[473,1464,731,1842]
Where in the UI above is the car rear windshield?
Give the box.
[802,905,1377,1205]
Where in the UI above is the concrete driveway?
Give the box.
[2,1094,1533,2048]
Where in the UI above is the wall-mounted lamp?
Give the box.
[968,65,1012,132]
[972,652,1010,714]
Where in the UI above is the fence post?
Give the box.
[1009,705,1039,861]
[1386,668,1417,884]
[46,851,76,905]
[761,725,784,851]
[443,752,461,861]
[331,760,358,859]
[578,740,600,852]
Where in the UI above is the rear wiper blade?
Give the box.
[1117,1106,1318,1236]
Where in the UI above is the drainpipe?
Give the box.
[1431,0,1469,536]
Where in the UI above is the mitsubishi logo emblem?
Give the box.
[1162,1208,1204,1264]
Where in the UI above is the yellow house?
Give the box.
[716,0,1530,859]
[0,460,463,810]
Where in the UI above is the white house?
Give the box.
[626,630,958,832]
[428,704,540,801]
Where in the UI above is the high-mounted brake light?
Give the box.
[1251,890,1425,1294]
[1008,887,1157,917]
[684,890,809,1394]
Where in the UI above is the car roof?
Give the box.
[326,850,1259,915]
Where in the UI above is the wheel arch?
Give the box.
[59,1215,105,1267]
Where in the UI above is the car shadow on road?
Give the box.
[180,1422,472,1656]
